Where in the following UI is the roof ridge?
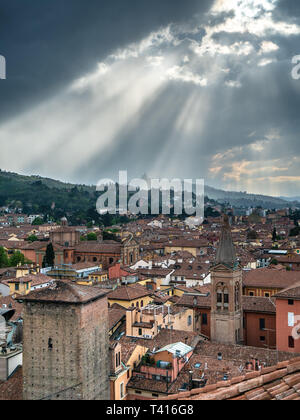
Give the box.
[161,357,300,401]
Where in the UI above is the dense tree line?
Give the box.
[0,247,32,268]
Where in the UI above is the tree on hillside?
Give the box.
[86,232,98,241]
[290,226,300,237]
[272,227,277,242]
[9,251,30,267]
[27,234,39,243]
[43,243,55,268]
[32,217,44,226]
[103,231,121,242]
[0,247,9,268]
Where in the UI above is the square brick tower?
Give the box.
[21,281,110,400]
[210,216,243,345]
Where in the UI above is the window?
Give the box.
[15,283,19,291]
[288,313,295,328]
[116,352,121,368]
[235,283,240,311]
[259,319,265,331]
[138,329,142,336]
[260,336,266,342]
[216,284,229,312]
[264,293,270,298]
[188,316,192,327]
[48,338,53,350]
[289,336,295,349]
[202,314,208,326]
[249,291,254,297]
[120,382,124,399]
[288,300,294,306]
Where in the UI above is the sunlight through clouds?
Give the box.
[0,0,299,196]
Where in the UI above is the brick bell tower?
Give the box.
[21,281,110,400]
[210,215,243,345]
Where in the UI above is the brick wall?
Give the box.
[276,299,300,353]
[244,312,276,349]
[23,296,109,400]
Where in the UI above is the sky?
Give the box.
[0,0,300,197]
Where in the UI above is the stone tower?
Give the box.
[21,281,110,400]
[210,215,243,345]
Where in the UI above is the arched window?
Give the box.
[217,286,223,310]
[235,283,240,311]
[216,283,229,312]
[224,288,229,310]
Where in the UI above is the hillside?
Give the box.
[0,171,298,223]
[0,170,98,223]
[205,186,299,209]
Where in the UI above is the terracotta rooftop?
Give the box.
[108,284,151,301]
[275,282,300,300]
[19,281,110,304]
[120,329,201,354]
[166,239,208,248]
[162,357,300,401]
[243,268,300,289]
[108,306,126,331]
[8,273,53,287]
[70,262,101,271]
[75,241,121,254]
[242,296,276,314]
[121,341,148,365]
[0,366,23,400]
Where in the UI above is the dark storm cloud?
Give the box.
[0,0,211,123]
[1,0,300,196]
[275,0,300,20]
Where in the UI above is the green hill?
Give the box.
[0,170,98,224]
[0,170,298,225]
